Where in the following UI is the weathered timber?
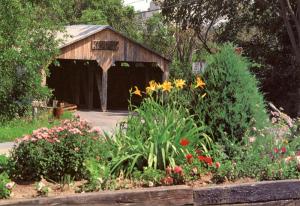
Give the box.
[58,27,170,73]
[0,185,193,206]
[194,180,300,206]
[95,68,102,109]
[101,70,108,112]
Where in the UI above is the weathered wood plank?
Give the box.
[58,28,169,72]
[0,185,193,206]
[194,180,300,206]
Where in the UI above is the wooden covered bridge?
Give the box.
[47,25,170,111]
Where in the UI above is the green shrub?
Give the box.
[10,117,111,181]
[196,44,268,142]
[0,172,13,199]
[0,155,9,174]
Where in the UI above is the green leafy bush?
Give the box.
[0,172,13,199]
[0,0,60,121]
[196,44,268,142]
[10,117,111,181]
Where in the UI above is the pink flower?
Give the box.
[69,128,82,135]
[173,166,183,174]
[274,148,279,154]
[215,162,221,169]
[249,136,256,143]
[281,147,287,154]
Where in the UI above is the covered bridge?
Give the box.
[47,25,170,111]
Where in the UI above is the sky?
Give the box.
[124,0,151,11]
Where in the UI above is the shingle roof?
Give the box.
[57,25,111,49]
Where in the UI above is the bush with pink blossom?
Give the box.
[10,116,113,181]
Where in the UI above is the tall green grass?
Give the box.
[0,111,73,143]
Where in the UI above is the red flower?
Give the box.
[196,149,203,155]
[274,148,279,153]
[296,151,300,156]
[186,154,193,164]
[198,155,206,162]
[174,166,183,174]
[215,162,221,169]
[281,147,287,154]
[204,157,213,166]
[180,138,189,146]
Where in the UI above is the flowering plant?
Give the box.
[11,116,109,181]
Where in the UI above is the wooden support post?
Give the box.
[95,69,103,109]
[101,70,108,112]
[162,70,169,81]
[87,66,94,109]
[96,58,113,112]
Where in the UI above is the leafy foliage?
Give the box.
[111,82,211,176]
[0,172,13,199]
[10,117,111,181]
[0,0,60,121]
[195,44,268,143]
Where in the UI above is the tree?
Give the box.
[141,13,175,59]
[0,0,59,120]
[155,0,231,52]
[279,0,300,63]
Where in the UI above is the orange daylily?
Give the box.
[195,77,206,89]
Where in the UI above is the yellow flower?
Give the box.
[146,80,157,94]
[175,79,186,89]
[133,86,142,97]
[195,77,206,89]
[201,93,207,98]
[162,81,173,92]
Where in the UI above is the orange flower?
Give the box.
[133,86,142,97]
[162,81,173,92]
[195,77,206,89]
[180,138,189,146]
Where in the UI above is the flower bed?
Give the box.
[1,45,300,201]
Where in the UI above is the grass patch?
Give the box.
[0,111,73,143]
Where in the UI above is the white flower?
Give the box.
[5,182,15,190]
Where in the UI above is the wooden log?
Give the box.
[0,186,193,206]
[101,70,108,112]
[87,66,94,109]
[194,180,300,206]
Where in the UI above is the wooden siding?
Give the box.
[58,29,169,72]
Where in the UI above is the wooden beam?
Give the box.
[101,70,108,112]
[96,59,113,112]
[87,66,94,109]
[95,68,103,109]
